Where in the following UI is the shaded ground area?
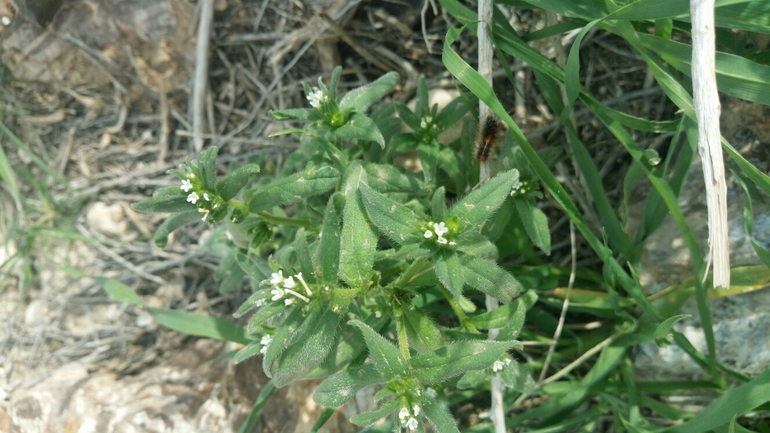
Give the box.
[2,0,769,431]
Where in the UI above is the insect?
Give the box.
[474,113,505,163]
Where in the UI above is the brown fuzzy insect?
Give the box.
[474,114,505,163]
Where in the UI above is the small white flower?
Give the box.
[406,417,419,430]
[203,193,210,201]
[415,389,421,396]
[433,221,449,237]
[285,298,294,306]
[375,310,382,318]
[449,241,456,246]
[271,287,285,301]
[505,358,512,365]
[425,387,437,398]
[283,276,296,289]
[307,87,324,108]
[420,116,432,129]
[437,236,448,245]
[424,230,433,239]
[412,404,421,416]
[180,179,193,192]
[270,271,284,286]
[398,407,410,421]
[187,192,199,204]
[255,298,265,307]
[493,360,505,372]
[260,334,272,354]
[510,169,523,196]
[2,16,11,26]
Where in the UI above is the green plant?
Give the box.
[126,0,770,431]
[134,66,546,432]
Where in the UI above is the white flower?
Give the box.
[399,407,410,421]
[259,334,272,354]
[255,298,265,307]
[437,236,448,245]
[285,298,294,306]
[424,230,433,239]
[493,360,505,372]
[2,16,11,26]
[412,404,421,416]
[270,271,284,286]
[203,193,210,201]
[425,387,437,398]
[271,287,285,301]
[433,221,448,237]
[307,87,324,108]
[449,241,456,246]
[187,192,199,204]
[375,310,382,318]
[180,179,193,192]
[405,417,419,430]
[283,276,296,289]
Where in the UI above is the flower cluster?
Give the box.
[398,404,421,431]
[419,115,439,143]
[424,221,456,246]
[178,172,228,223]
[269,271,313,306]
[259,334,272,355]
[509,169,523,196]
[492,357,512,373]
[306,87,326,109]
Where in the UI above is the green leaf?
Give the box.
[218,264,246,294]
[198,146,218,191]
[294,228,315,281]
[654,314,690,348]
[233,340,264,364]
[262,307,306,377]
[315,194,342,284]
[309,408,336,433]
[339,71,400,113]
[514,197,551,255]
[248,165,339,212]
[448,169,521,230]
[93,276,144,306]
[467,290,537,333]
[395,103,421,132]
[216,163,261,201]
[402,309,445,353]
[359,183,422,246]
[153,211,202,248]
[499,359,536,393]
[349,319,409,378]
[314,135,349,172]
[460,254,521,304]
[269,108,319,121]
[349,398,401,427]
[666,368,770,433]
[438,148,466,194]
[422,397,460,433]
[417,142,439,182]
[246,304,285,334]
[339,163,377,289]
[314,363,384,407]
[456,369,486,389]
[638,33,770,105]
[410,340,517,383]
[133,196,196,213]
[431,187,447,223]
[235,253,271,283]
[432,249,464,300]
[364,163,424,193]
[233,289,269,319]
[271,298,349,387]
[147,307,249,344]
[335,112,386,148]
[237,380,276,433]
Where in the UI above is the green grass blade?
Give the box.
[237,380,276,433]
